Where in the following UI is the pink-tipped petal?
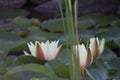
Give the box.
[94,38,100,58]
[85,48,93,68]
[36,42,46,60]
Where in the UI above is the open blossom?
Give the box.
[74,44,93,70]
[89,37,105,58]
[24,40,62,61]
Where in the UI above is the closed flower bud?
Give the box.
[74,44,93,70]
[89,37,105,58]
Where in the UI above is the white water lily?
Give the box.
[89,37,105,58]
[74,44,93,70]
[24,40,62,61]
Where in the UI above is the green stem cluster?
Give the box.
[58,0,81,80]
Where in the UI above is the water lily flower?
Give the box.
[74,44,93,70]
[89,37,105,58]
[24,40,62,61]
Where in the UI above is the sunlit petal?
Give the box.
[89,38,95,56]
[23,51,31,56]
[78,44,87,69]
[99,39,105,54]
[27,42,36,57]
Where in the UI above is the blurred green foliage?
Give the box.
[0,13,120,80]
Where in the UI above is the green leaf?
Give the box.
[98,48,117,61]
[27,29,61,41]
[41,18,95,32]
[15,55,46,65]
[103,28,120,47]
[81,14,119,26]
[106,58,120,71]
[2,56,14,67]
[78,30,96,39]
[54,65,70,79]
[106,58,120,79]
[41,18,64,32]
[0,9,28,18]
[87,57,120,80]
[0,67,7,74]
[0,32,25,52]
[87,63,108,80]
[103,28,120,41]
[107,68,117,76]
[31,78,67,80]
[12,17,31,28]
[57,48,70,64]
[31,78,48,80]
[77,18,95,30]
[8,43,28,56]
[4,63,57,79]
[111,20,120,28]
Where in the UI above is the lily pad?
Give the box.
[4,64,57,79]
[0,9,28,18]
[41,18,96,32]
[15,55,46,65]
[81,14,119,26]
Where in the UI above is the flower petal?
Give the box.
[40,41,48,59]
[44,40,61,61]
[26,40,62,61]
[23,51,31,56]
[78,44,87,69]
[99,38,105,54]
[85,48,93,68]
[94,38,100,58]
[54,44,62,60]
[36,42,45,60]
[27,42,36,57]
[89,38,95,56]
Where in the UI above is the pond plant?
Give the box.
[0,0,120,80]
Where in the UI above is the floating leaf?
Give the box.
[0,32,25,52]
[8,43,28,56]
[87,62,108,80]
[103,28,120,47]
[106,58,120,71]
[12,17,31,28]
[54,65,70,79]
[98,48,117,61]
[4,64,57,79]
[103,28,120,41]
[15,55,46,65]
[30,78,67,80]
[77,18,95,30]
[111,20,120,28]
[41,18,95,32]
[107,68,117,76]
[81,14,119,26]
[26,29,61,41]
[41,18,64,32]
[0,67,7,74]
[0,9,28,18]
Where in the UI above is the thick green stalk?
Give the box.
[58,0,81,80]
